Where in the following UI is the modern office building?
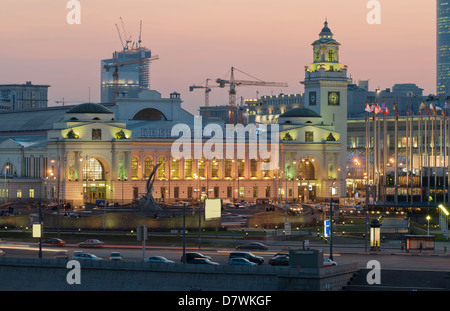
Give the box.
[437,0,450,98]
[0,82,50,112]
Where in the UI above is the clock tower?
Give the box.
[301,20,351,197]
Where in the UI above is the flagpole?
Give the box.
[419,109,422,203]
[373,108,377,203]
[383,105,387,204]
[394,104,399,205]
[410,105,414,204]
[406,104,409,203]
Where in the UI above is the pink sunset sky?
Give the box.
[0,0,436,115]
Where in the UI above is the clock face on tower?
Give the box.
[309,91,316,106]
[328,91,340,106]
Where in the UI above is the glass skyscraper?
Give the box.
[437,0,450,98]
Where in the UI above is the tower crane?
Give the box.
[189,78,219,119]
[103,51,159,102]
[216,66,288,123]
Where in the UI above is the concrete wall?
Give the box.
[0,257,358,291]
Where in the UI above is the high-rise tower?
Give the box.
[437,0,450,98]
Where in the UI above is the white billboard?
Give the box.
[205,198,222,220]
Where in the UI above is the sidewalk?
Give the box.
[269,239,450,256]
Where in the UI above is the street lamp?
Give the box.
[4,165,9,205]
[426,215,431,235]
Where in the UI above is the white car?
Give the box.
[144,256,174,264]
[323,258,337,267]
[73,252,103,261]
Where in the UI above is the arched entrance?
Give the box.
[297,159,317,203]
[82,158,107,204]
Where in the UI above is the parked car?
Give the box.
[42,238,66,247]
[228,258,257,266]
[78,239,104,248]
[181,252,212,263]
[323,258,337,267]
[236,242,268,251]
[144,256,174,264]
[72,252,103,261]
[229,252,264,265]
[109,252,123,261]
[190,258,219,265]
[268,254,289,266]
[53,251,69,259]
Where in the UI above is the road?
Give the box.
[1,240,449,271]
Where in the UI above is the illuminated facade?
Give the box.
[437,0,450,98]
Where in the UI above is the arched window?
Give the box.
[184,158,192,179]
[328,49,335,62]
[133,108,167,121]
[262,158,271,179]
[211,158,219,178]
[224,159,233,179]
[198,159,206,178]
[131,157,139,180]
[157,157,166,179]
[144,157,153,178]
[238,159,245,178]
[250,159,258,179]
[297,159,315,180]
[83,158,104,180]
[2,163,13,177]
[314,49,320,62]
[171,158,179,179]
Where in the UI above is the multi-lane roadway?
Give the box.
[1,239,449,271]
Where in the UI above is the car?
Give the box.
[323,258,337,267]
[144,256,174,264]
[109,252,123,261]
[224,203,234,208]
[228,258,257,266]
[229,252,264,265]
[181,252,212,263]
[78,239,104,248]
[72,252,103,261]
[53,251,69,259]
[0,249,5,257]
[236,242,269,251]
[190,258,219,265]
[268,254,289,266]
[42,238,66,246]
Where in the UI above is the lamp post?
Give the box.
[330,180,336,261]
[4,165,9,205]
[426,215,431,235]
[50,158,61,239]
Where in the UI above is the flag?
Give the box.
[365,103,372,113]
[374,103,381,114]
[430,102,436,115]
[419,102,426,115]
[393,103,398,117]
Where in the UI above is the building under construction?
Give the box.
[100,19,157,103]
